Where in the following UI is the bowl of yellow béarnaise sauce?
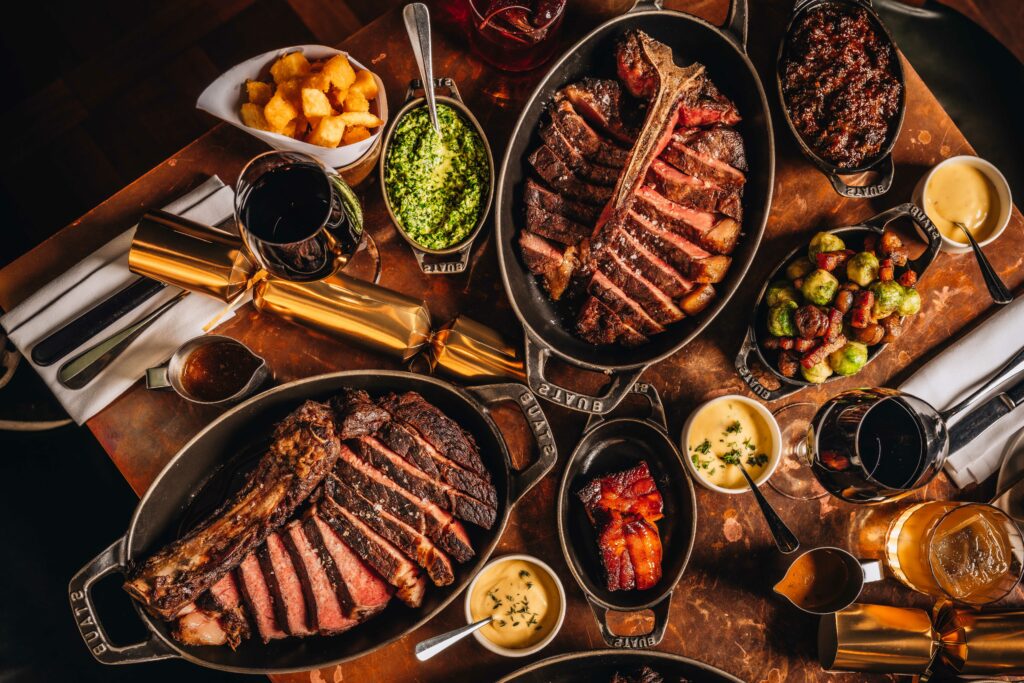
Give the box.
[681,395,782,494]
[913,155,1011,254]
[464,554,565,657]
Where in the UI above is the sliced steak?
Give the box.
[303,515,393,618]
[561,78,638,144]
[661,135,746,190]
[334,446,475,563]
[379,392,488,477]
[528,145,614,206]
[526,203,591,246]
[594,250,685,326]
[208,573,250,646]
[377,421,499,508]
[676,126,748,172]
[524,177,600,225]
[236,554,287,643]
[603,224,693,298]
[519,230,563,275]
[540,124,620,186]
[352,436,497,529]
[622,211,731,283]
[315,498,428,608]
[173,574,251,648]
[677,78,741,127]
[616,29,660,99]
[589,270,665,336]
[326,475,455,585]
[633,186,740,254]
[549,96,630,167]
[258,536,315,637]
[646,160,742,220]
[330,389,390,440]
[280,520,359,635]
[576,296,648,347]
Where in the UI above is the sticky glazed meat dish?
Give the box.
[125,390,496,648]
[518,30,748,347]
[780,4,902,169]
[578,462,664,591]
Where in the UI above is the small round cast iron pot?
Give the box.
[497,649,743,683]
[557,383,696,648]
[380,78,495,275]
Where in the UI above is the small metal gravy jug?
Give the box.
[773,546,883,615]
[145,335,268,406]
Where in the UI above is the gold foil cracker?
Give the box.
[426,315,524,382]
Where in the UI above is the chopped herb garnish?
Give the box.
[744,438,756,451]
[720,449,742,466]
[725,420,742,434]
[693,439,712,455]
[518,569,530,579]
[746,453,769,467]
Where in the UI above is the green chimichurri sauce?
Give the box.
[384,103,490,250]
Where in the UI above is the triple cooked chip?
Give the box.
[238,50,382,148]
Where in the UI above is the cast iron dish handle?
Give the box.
[734,326,798,402]
[586,592,672,648]
[468,383,558,503]
[583,382,668,434]
[630,0,747,50]
[524,333,646,415]
[825,153,895,199]
[68,537,177,665]
[864,202,943,274]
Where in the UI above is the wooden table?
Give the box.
[2,2,1022,682]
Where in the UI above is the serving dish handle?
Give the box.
[468,382,558,503]
[630,0,748,51]
[735,327,798,402]
[865,202,942,273]
[584,382,667,434]
[68,537,177,665]
[524,332,646,415]
[825,154,895,199]
[587,592,672,648]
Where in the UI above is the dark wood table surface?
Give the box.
[1,2,1022,682]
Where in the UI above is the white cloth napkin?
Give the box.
[899,296,1024,488]
[1,177,239,424]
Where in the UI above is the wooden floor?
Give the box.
[0,0,402,269]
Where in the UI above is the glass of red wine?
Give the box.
[235,151,379,283]
[467,0,567,72]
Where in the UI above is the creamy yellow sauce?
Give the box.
[469,559,559,649]
[924,162,1000,243]
[687,399,773,489]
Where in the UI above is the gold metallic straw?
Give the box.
[818,604,937,674]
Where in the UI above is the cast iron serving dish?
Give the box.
[557,384,696,648]
[735,203,941,401]
[495,0,774,415]
[497,649,743,683]
[777,0,907,198]
[69,371,556,673]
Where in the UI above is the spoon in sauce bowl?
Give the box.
[737,465,800,554]
[955,221,1013,305]
[403,3,440,134]
[414,616,493,661]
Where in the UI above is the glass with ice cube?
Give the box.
[884,501,1023,605]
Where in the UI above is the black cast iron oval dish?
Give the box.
[557,384,696,648]
[776,0,907,198]
[69,371,556,673]
[497,649,743,683]
[735,203,941,401]
[495,0,774,415]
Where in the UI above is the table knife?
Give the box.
[948,375,1024,455]
[31,277,166,366]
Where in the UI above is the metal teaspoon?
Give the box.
[403,3,440,134]
[738,465,800,554]
[955,221,1013,305]
[414,616,493,661]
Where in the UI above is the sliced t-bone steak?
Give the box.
[602,223,694,298]
[334,446,475,562]
[549,96,630,167]
[377,421,499,508]
[677,78,741,127]
[379,392,488,477]
[236,554,287,643]
[315,497,428,608]
[528,145,614,206]
[623,211,730,283]
[326,475,455,585]
[330,389,390,439]
[261,531,315,636]
[594,250,685,326]
[280,520,361,635]
[676,126,748,172]
[646,160,742,220]
[125,401,340,621]
[661,134,746,190]
[303,515,393,618]
[633,186,740,255]
[562,78,638,144]
[518,231,579,301]
[589,270,664,336]
[351,436,497,529]
[524,177,600,225]
[576,296,648,347]
[173,574,251,648]
[540,124,620,186]
[526,203,592,246]
[207,573,250,645]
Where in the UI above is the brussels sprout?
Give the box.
[828,342,869,376]
[767,280,799,306]
[801,269,840,306]
[846,251,880,287]
[869,281,903,318]
[785,257,815,281]
[767,300,798,337]
[801,359,834,384]
[897,286,922,316]
[808,232,846,260]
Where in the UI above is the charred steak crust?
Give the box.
[378,392,488,477]
[125,401,340,621]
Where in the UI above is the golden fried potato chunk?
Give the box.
[350,70,378,99]
[342,89,370,113]
[302,70,332,92]
[341,125,371,145]
[264,91,298,132]
[307,115,346,147]
[245,80,273,106]
[338,111,383,129]
[321,54,356,92]
[240,102,272,131]
[301,88,333,118]
[270,52,311,83]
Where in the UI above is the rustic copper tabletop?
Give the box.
[1,1,1022,682]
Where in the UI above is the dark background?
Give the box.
[0,1,1021,682]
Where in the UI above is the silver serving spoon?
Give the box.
[403,3,440,134]
[414,616,493,661]
[955,221,1013,305]
[737,465,800,554]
